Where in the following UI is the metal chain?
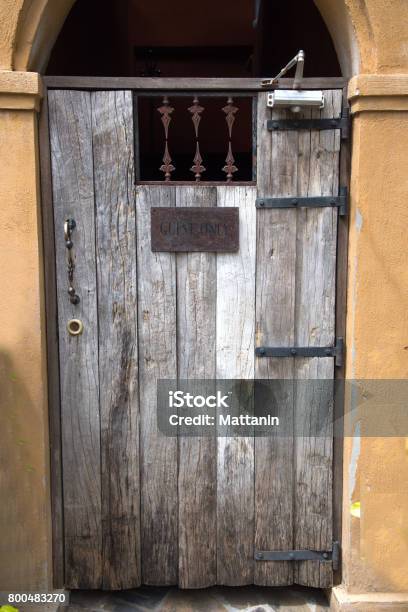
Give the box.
[64,218,80,305]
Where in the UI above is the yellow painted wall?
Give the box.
[315,0,408,77]
[338,91,408,603]
[0,106,51,589]
[0,0,407,607]
[347,108,408,381]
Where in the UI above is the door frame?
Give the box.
[39,76,350,588]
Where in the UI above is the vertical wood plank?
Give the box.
[216,186,257,585]
[333,87,351,586]
[294,90,342,588]
[136,185,178,585]
[40,91,65,587]
[254,91,341,587]
[177,186,217,588]
[92,91,141,589]
[254,93,297,586]
[49,90,102,588]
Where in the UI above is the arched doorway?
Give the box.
[39,0,350,594]
[7,0,408,606]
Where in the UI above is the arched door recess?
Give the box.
[11,0,356,592]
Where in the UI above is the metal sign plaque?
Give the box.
[151,207,239,252]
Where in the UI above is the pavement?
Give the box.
[66,585,329,611]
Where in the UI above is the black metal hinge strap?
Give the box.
[255,337,343,368]
[255,550,331,562]
[256,187,348,216]
[267,109,350,140]
[255,541,340,571]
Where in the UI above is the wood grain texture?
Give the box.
[216,186,256,585]
[39,91,64,587]
[254,90,341,588]
[92,91,141,589]
[45,76,346,91]
[49,90,102,588]
[136,185,178,585]
[254,94,298,586]
[48,86,343,590]
[177,187,217,588]
[293,90,341,588]
[333,86,351,586]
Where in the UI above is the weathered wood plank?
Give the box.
[136,185,178,585]
[254,91,340,587]
[254,94,298,586]
[177,186,217,588]
[48,90,102,588]
[44,76,347,91]
[92,91,141,589]
[216,186,256,585]
[293,89,341,588]
[333,87,350,585]
[40,92,65,587]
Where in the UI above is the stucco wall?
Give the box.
[0,105,51,590]
[341,94,408,599]
[315,0,408,77]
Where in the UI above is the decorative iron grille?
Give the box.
[135,94,255,183]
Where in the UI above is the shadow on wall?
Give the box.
[0,349,48,590]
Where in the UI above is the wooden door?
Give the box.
[48,86,343,590]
